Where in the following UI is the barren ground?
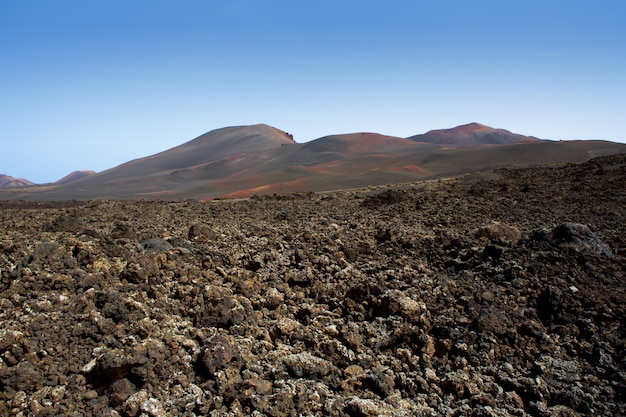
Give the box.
[1,154,625,416]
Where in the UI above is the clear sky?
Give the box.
[2,1,625,183]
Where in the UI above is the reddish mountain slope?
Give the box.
[54,170,96,185]
[409,122,542,146]
[0,174,33,188]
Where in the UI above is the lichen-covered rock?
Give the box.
[282,352,336,378]
[141,397,165,416]
[347,397,383,416]
[124,390,150,417]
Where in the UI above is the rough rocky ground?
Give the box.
[1,154,624,416]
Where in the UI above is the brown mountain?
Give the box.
[90,124,297,180]
[0,174,33,188]
[409,122,542,146]
[0,123,624,201]
[54,170,97,185]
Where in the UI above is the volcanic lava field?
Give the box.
[1,154,625,416]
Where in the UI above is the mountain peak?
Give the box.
[426,122,499,135]
[55,170,97,185]
[453,122,490,130]
[182,124,297,150]
[409,123,542,146]
[0,174,33,188]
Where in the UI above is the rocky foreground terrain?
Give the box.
[1,154,625,416]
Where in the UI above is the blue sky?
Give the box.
[2,0,625,183]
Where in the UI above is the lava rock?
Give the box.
[532,222,613,257]
[140,239,173,253]
[474,222,522,245]
[200,334,240,376]
[107,377,136,406]
[188,223,216,242]
[1,155,626,416]
[282,352,336,378]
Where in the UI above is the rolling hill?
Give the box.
[0,174,33,188]
[54,170,97,185]
[409,122,542,146]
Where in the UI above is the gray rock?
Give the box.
[140,238,173,253]
[535,355,581,383]
[534,222,613,257]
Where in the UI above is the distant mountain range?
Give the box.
[0,171,97,188]
[1,123,625,200]
[0,174,34,188]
